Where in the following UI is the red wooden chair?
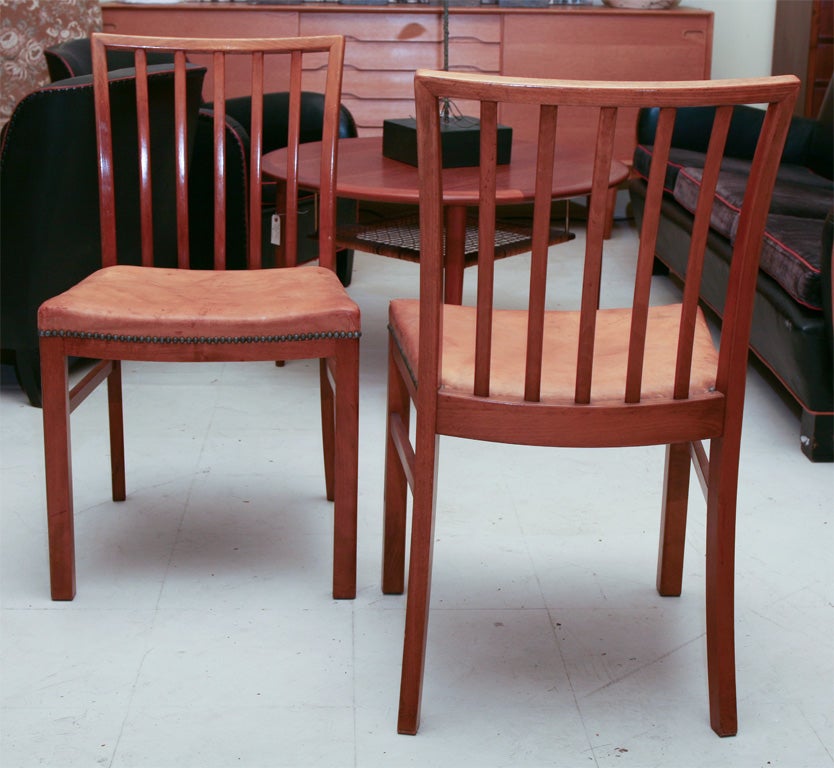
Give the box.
[382,70,798,735]
[38,33,360,601]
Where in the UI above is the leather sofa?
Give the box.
[629,99,833,462]
[1,64,205,406]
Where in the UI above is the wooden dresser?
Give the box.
[101,2,713,161]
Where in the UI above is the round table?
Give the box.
[263,136,629,303]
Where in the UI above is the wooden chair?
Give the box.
[38,33,360,601]
[382,70,798,736]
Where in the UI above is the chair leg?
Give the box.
[704,436,739,737]
[107,361,126,502]
[383,338,410,595]
[656,442,690,596]
[40,339,75,601]
[320,359,336,503]
[331,342,359,600]
[398,425,440,736]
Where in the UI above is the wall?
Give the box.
[686,0,777,78]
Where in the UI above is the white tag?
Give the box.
[270,214,281,246]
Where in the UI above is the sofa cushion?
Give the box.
[759,215,828,310]
[672,167,831,310]
[633,144,755,193]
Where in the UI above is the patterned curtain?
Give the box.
[0,0,103,127]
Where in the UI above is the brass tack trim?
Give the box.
[39,330,361,343]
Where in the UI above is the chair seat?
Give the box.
[389,299,718,403]
[38,264,360,342]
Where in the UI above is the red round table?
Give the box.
[263,136,628,303]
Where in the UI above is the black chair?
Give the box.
[0,64,205,406]
[44,37,359,284]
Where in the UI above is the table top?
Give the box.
[262,136,629,206]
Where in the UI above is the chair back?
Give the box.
[89,33,346,272]
[0,67,203,358]
[413,71,798,443]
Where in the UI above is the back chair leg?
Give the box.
[40,340,76,601]
[382,340,410,595]
[331,342,359,600]
[656,441,691,596]
[107,360,126,502]
[705,436,739,737]
[320,358,336,502]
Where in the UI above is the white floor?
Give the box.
[1,222,832,768]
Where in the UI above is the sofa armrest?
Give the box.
[216,91,358,154]
[636,105,821,167]
[823,212,834,353]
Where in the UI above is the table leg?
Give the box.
[604,184,617,240]
[444,205,467,305]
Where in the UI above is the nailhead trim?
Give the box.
[39,329,361,343]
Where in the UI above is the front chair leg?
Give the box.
[40,339,76,601]
[398,428,439,735]
[704,436,739,737]
[331,343,359,600]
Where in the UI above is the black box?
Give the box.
[382,116,512,168]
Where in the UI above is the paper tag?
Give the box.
[270,214,281,246]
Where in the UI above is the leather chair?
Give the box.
[38,33,359,602]
[44,37,359,282]
[383,70,798,737]
[0,64,205,406]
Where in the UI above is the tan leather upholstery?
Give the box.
[389,299,717,403]
[40,265,360,341]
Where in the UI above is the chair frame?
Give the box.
[382,70,799,736]
[39,33,359,601]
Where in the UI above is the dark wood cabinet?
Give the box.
[773,0,833,117]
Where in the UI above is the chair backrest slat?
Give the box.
[132,49,154,268]
[715,96,796,398]
[673,104,733,399]
[524,103,559,403]
[248,51,265,270]
[89,33,345,275]
[282,50,304,268]
[474,100,499,397]
[625,105,675,403]
[575,105,617,404]
[212,50,227,269]
[91,39,117,269]
[173,50,191,269]
[414,71,798,412]
[414,75,447,399]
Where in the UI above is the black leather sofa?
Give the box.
[629,101,833,462]
[1,64,205,407]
